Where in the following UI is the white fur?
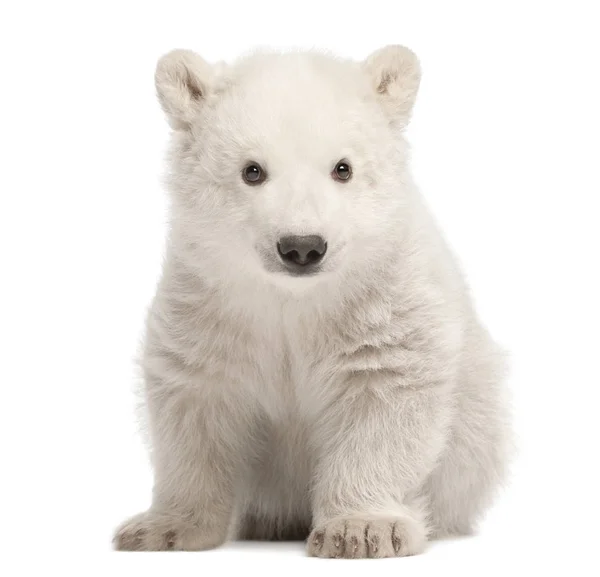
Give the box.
[114,45,512,558]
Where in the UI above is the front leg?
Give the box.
[309,374,453,559]
[114,370,254,551]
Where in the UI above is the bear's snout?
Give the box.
[276,235,327,272]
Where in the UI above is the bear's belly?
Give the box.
[235,409,313,540]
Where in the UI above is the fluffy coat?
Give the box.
[113,45,511,558]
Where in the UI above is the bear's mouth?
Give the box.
[256,250,326,279]
[262,257,324,278]
[278,262,323,277]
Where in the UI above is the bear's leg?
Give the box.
[307,381,454,559]
[113,380,257,551]
[425,336,511,537]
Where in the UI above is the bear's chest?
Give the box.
[256,308,340,422]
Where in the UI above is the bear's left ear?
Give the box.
[363,45,421,129]
[155,49,216,130]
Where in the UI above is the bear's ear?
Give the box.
[363,45,421,129]
[155,49,215,130]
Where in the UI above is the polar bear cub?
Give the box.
[114,45,511,558]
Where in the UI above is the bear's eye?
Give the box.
[242,162,266,185]
[332,160,352,182]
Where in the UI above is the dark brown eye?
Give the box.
[332,160,352,182]
[242,163,266,185]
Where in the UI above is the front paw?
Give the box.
[307,516,426,559]
[113,511,226,551]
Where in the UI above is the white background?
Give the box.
[1,1,599,575]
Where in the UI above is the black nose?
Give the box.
[277,235,327,267]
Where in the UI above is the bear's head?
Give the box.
[155,46,421,294]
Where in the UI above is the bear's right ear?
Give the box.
[363,45,421,129]
[155,49,215,130]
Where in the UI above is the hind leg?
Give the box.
[425,333,512,537]
[237,513,311,541]
[231,414,313,542]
